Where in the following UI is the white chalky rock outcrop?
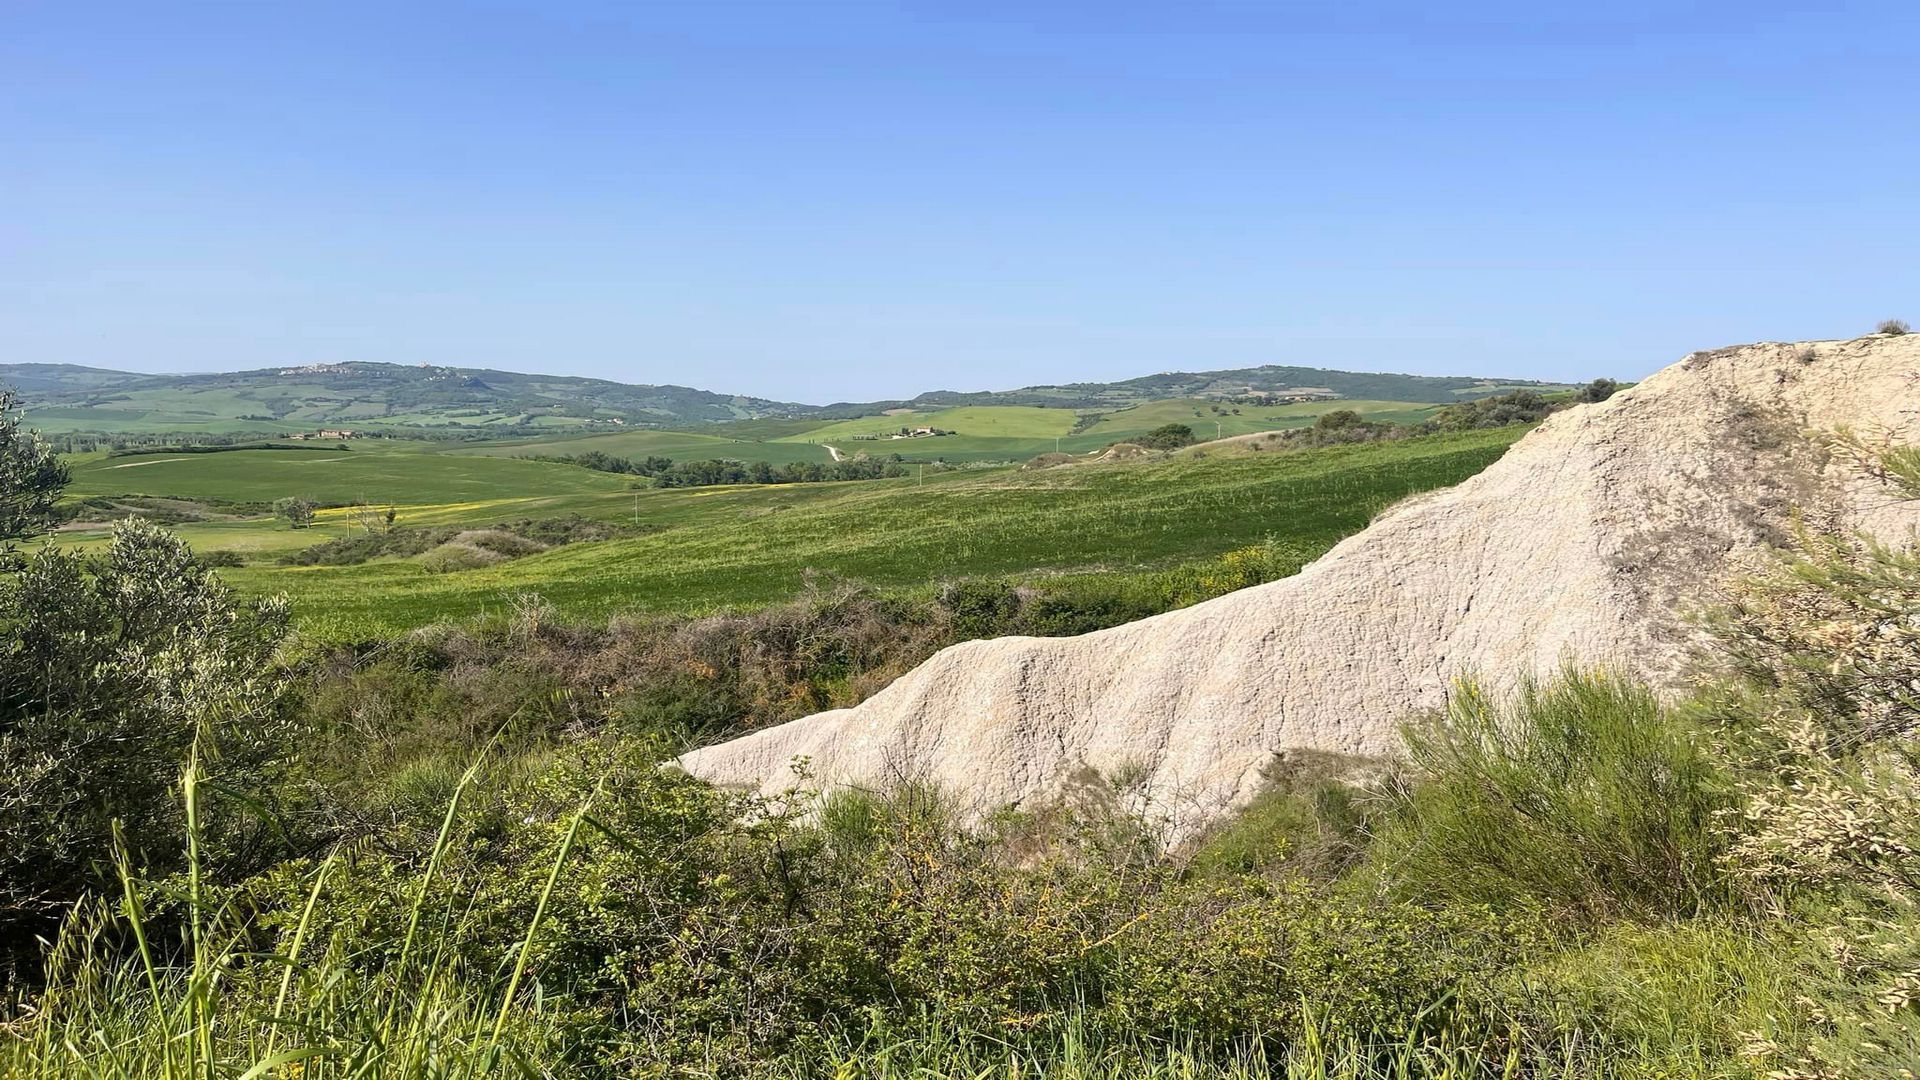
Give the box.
[682,337,1920,828]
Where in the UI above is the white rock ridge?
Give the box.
[680,337,1920,828]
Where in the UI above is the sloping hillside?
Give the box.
[681,334,1920,830]
[0,363,144,395]
[4,361,809,432]
[811,364,1571,415]
[3,359,1573,435]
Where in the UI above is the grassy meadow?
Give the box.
[1074,397,1443,441]
[772,399,1448,462]
[447,426,836,465]
[47,422,1524,639]
[62,442,636,504]
[792,404,1080,440]
[427,397,1447,466]
[16,405,305,435]
[198,427,1522,638]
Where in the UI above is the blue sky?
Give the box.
[3,1,1916,403]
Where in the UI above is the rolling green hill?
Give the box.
[809,364,1574,414]
[0,363,144,395]
[760,398,1451,463]
[436,397,1457,467]
[5,359,1575,438]
[164,427,1526,639]
[6,361,810,434]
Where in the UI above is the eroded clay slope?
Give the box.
[681,337,1920,824]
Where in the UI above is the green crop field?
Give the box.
[437,399,1442,470]
[760,405,1085,463]
[202,427,1524,639]
[758,398,1448,463]
[1072,397,1442,442]
[447,427,835,465]
[63,443,635,505]
[21,406,304,435]
[789,405,1082,442]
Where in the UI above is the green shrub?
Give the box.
[1701,531,1920,893]
[449,528,547,558]
[278,524,456,565]
[193,548,247,568]
[2,753,585,1078]
[0,390,67,558]
[1186,750,1377,878]
[1429,390,1557,431]
[1104,879,1537,1048]
[937,578,1023,638]
[1315,409,1366,430]
[1368,670,1732,921]
[0,518,295,963]
[1134,423,1197,450]
[273,496,316,528]
[417,541,507,573]
[1573,378,1621,404]
[1172,536,1311,605]
[1507,919,1805,1077]
[1692,530,1920,1076]
[279,515,645,568]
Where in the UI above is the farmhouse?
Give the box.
[286,428,363,441]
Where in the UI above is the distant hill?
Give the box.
[812,364,1569,416]
[1,359,1572,435]
[1,361,812,434]
[0,363,146,395]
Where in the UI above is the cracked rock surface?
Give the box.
[681,336,1920,831]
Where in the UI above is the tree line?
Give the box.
[525,449,912,486]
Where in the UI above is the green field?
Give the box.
[419,397,1450,469]
[63,443,635,504]
[1073,397,1443,442]
[791,405,1081,442]
[761,398,1448,462]
[22,406,304,435]
[448,427,835,465]
[201,428,1523,639]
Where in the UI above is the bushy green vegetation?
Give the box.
[1373,673,1730,920]
[15,566,1920,1077]
[1233,390,1588,457]
[274,540,1307,763]
[1,516,293,973]
[453,426,837,466]
[1428,390,1560,431]
[1132,422,1198,450]
[0,391,68,560]
[528,450,914,487]
[276,514,647,568]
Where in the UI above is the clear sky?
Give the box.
[3,2,1916,404]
